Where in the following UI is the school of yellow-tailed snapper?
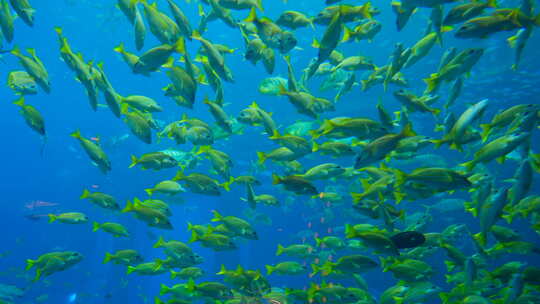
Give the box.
[2,0,540,303]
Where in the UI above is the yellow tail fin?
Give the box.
[244,7,257,23]
[80,189,90,199]
[360,2,372,20]
[129,155,138,168]
[103,252,113,264]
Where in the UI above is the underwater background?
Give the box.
[1,0,540,303]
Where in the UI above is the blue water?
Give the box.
[1,0,540,303]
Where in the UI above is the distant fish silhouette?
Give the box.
[24,214,49,221]
[390,231,426,249]
[25,201,59,210]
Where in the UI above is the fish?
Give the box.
[140,0,182,45]
[48,212,89,224]
[93,222,130,237]
[276,10,313,30]
[455,9,540,39]
[103,249,143,265]
[25,201,59,210]
[460,132,530,171]
[272,174,318,195]
[166,0,193,39]
[508,27,533,70]
[443,0,498,26]
[70,130,111,174]
[7,71,37,95]
[5,1,540,303]
[24,214,49,221]
[12,97,46,155]
[424,48,484,94]
[390,231,426,249]
[244,7,297,54]
[9,0,35,26]
[266,261,306,275]
[0,0,15,43]
[10,47,50,93]
[342,20,382,43]
[26,251,83,281]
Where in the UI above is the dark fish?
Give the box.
[390,231,426,249]
[24,214,48,221]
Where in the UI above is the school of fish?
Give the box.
[2,0,540,303]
